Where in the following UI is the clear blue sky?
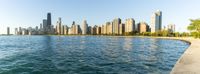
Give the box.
[0,0,200,34]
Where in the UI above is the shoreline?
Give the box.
[168,37,200,74]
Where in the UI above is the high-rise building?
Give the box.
[82,20,88,35]
[91,25,97,35]
[40,23,43,30]
[64,25,68,35]
[107,22,113,35]
[7,27,10,35]
[56,17,62,35]
[103,24,107,34]
[44,13,52,34]
[43,19,47,34]
[113,18,121,35]
[68,28,72,35]
[96,26,101,35]
[101,25,104,35]
[47,13,51,27]
[119,23,125,35]
[51,25,55,34]
[167,24,175,33]
[19,27,22,35]
[151,10,162,32]
[125,18,135,33]
[138,22,149,33]
[71,21,76,34]
[15,28,18,35]
[88,26,92,34]
[61,25,64,35]
[90,26,94,35]
[22,28,28,35]
[75,25,81,34]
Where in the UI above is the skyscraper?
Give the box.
[47,13,51,27]
[40,23,43,30]
[43,19,47,34]
[75,25,81,34]
[88,26,92,34]
[151,10,162,33]
[113,18,121,35]
[103,24,107,34]
[106,22,113,35]
[101,25,104,34]
[119,23,125,35]
[61,25,64,35]
[71,21,76,34]
[7,27,10,35]
[68,28,72,35]
[64,25,68,35]
[19,27,22,35]
[96,26,101,35]
[56,17,62,35]
[138,22,149,33]
[125,18,135,33]
[15,28,18,35]
[82,20,88,35]
[46,13,52,34]
[92,25,97,35]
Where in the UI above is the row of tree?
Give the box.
[123,31,190,37]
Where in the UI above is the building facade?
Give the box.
[56,17,62,35]
[82,20,88,35]
[151,10,162,33]
[125,18,135,33]
[7,27,10,35]
[113,18,121,35]
[138,22,149,33]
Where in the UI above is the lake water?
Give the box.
[0,36,189,74]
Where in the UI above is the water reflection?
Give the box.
[123,37,132,51]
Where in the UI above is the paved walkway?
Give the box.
[169,37,200,74]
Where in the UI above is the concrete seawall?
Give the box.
[168,37,200,74]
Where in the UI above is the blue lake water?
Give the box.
[0,36,189,74]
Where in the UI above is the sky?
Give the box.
[0,0,200,34]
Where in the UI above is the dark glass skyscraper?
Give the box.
[47,13,51,26]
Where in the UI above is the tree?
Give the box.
[187,19,200,32]
[187,19,200,38]
[175,32,180,37]
[162,30,169,37]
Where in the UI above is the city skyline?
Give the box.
[13,11,172,36]
[1,0,200,34]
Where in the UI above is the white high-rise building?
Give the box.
[56,17,62,35]
[68,28,72,35]
[113,18,121,35]
[15,28,18,35]
[43,19,47,33]
[105,22,113,35]
[125,18,135,33]
[82,20,88,35]
[151,10,162,33]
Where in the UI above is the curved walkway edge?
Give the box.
[165,37,200,74]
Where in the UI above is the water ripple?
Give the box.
[0,36,189,74]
